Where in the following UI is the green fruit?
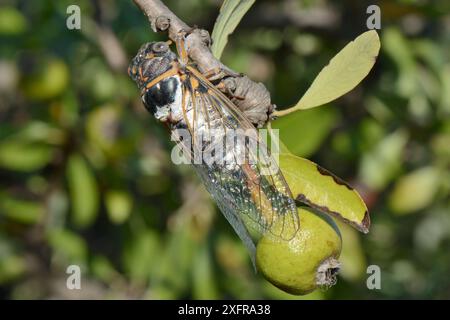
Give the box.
[256,208,342,295]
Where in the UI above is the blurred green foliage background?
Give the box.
[0,0,449,299]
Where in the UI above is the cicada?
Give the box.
[128,36,299,263]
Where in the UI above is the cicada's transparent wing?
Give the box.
[173,66,300,244]
[194,163,257,267]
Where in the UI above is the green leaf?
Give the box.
[388,167,440,214]
[279,153,369,233]
[211,0,256,59]
[277,30,380,115]
[7,121,65,145]
[0,194,44,224]
[0,255,26,284]
[123,230,160,283]
[192,243,219,299]
[91,255,118,283]
[66,154,99,228]
[271,106,338,157]
[47,229,87,264]
[358,129,408,190]
[0,140,54,172]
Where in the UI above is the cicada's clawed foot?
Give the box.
[177,27,212,48]
[177,25,197,38]
[215,78,245,101]
[203,67,241,82]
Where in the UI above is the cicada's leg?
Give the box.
[202,67,241,81]
[175,32,189,65]
[215,81,245,100]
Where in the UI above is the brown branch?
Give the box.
[132,0,231,75]
[132,0,274,127]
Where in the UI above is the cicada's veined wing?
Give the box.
[172,65,300,249]
[194,163,258,267]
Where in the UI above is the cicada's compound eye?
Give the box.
[151,42,169,54]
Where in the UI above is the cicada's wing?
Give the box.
[172,66,299,249]
[194,163,258,267]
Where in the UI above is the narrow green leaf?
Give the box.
[279,153,369,233]
[0,194,44,224]
[211,0,256,59]
[276,30,380,116]
[0,140,54,172]
[192,243,219,299]
[66,154,99,228]
[123,230,160,283]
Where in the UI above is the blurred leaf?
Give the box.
[192,243,219,299]
[271,106,337,157]
[86,104,123,157]
[22,59,69,100]
[0,7,27,35]
[105,190,132,224]
[383,28,415,71]
[50,91,80,127]
[413,39,445,74]
[383,28,418,97]
[277,30,380,115]
[414,208,450,252]
[0,194,44,224]
[79,58,116,100]
[431,132,450,159]
[389,166,440,214]
[279,153,369,233]
[47,229,88,265]
[14,121,66,145]
[337,222,366,281]
[0,139,54,172]
[359,129,408,190]
[439,65,450,114]
[152,226,195,295]
[0,255,26,284]
[211,0,256,59]
[66,154,99,228]
[123,230,160,284]
[91,255,118,283]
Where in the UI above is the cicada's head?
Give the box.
[128,41,180,122]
